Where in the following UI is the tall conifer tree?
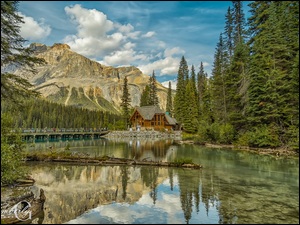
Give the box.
[174,56,188,124]
[148,71,159,106]
[224,6,234,59]
[211,34,228,123]
[166,81,173,116]
[140,85,150,106]
[190,65,199,116]
[120,76,131,126]
[1,1,45,105]
[246,1,299,146]
[183,79,198,133]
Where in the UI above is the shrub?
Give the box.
[1,113,28,185]
[219,123,235,144]
[247,124,281,148]
[197,120,210,143]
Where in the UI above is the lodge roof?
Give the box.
[165,113,177,125]
[130,105,178,125]
[134,105,164,120]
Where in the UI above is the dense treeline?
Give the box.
[174,1,299,150]
[1,98,125,130]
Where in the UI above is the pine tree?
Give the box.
[1,1,45,185]
[232,1,246,48]
[120,76,131,127]
[174,56,189,124]
[223,0,248,130]
[197,62,205,116]
[148,71,159,106]
[1,1,45,105]
[197,63,211,120]
[211,34,228,123]
[246,1,299,147]
[183,79,198,133]
[224,6,234,59]
[190,65,199,116]
[140,85,150,106]
[166,81,173,116]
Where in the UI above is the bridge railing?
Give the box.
[19,128,108,133]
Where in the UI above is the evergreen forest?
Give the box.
[173,1,299,150]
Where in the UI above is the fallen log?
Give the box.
[25,156,203,169]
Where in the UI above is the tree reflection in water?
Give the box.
[29,164,207,224]
[24,138,299,224]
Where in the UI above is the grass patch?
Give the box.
[171,157,194,166]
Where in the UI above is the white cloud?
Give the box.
[63,4,125,57]
[18,12,51,40]
[202,61,210,67]
[124,42,136,50]
[64,34,123,56]
[101,49,147,66]
[138,56,180,76]
[164,47,185,57]
[65,4,114,37]
[142,31,156,38]
[161,79,177,90]
[115,23,134,33]
[59,4,192,80]
[126,31,141,40]
[138,47,184,76]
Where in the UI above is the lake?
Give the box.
[24,137,299,224]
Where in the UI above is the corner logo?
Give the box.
[8,200,32,221]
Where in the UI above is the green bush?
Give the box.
[208,122,221,143]
[235,132,251,147]
[219,123,235,144]
[284,125,299,151]
[197,120,210,143]
[1,113,28,185]
[246,124,281,148]
[182,132,197,140]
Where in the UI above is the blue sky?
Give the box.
[18,1,251,88]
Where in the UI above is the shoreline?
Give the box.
[176,140,299,158]
[205,143,299,158]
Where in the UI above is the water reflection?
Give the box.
[25,138,178,162]
[24,138,299,224]
[29,164,217,224]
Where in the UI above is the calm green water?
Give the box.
[25,137,299,224]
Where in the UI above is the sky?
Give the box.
[18,1,251,88]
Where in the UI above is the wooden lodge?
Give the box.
[129,105,179,131]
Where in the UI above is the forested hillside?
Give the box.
[173,1,299,150]
[1,98,125,130]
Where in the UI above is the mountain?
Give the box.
[13,43,172,114]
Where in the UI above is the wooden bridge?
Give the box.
[20,129,110,141]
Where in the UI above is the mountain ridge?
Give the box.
[12,43,172,113]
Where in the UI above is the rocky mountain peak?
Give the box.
[50,43,71,50]
[13,43,172,113]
